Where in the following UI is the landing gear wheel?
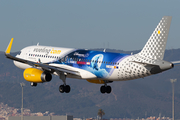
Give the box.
[59,85,65,93]
[106,86,111,94]
[100,85,112,94]
[59,85,71,93]
[65,85,71,93]
[30,82,37,87]
[100,86,106,94]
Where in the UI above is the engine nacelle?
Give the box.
[23,68,52,83]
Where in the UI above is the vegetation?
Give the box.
[98,109,105,120]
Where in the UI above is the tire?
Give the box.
[30,82,37,87]
[106,86,112,94]
[59,85,65,93]
[33,83,37,86]
[65,85,71,93]
[100,86,106,94]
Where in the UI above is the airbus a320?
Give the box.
[5,16,179,94]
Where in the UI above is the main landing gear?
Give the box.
[100,81,112,94]
[100,85,112,94]
[59,85,71,93]
[58,72,71,93]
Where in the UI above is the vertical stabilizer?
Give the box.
[138,16,172,60]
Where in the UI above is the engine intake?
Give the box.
[23,68,52,83]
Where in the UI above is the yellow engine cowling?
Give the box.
[87,79,105,84]
[23,68,52,83]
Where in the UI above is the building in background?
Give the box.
[8,115,73,120]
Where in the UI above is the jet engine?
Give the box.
[23,68,52,83]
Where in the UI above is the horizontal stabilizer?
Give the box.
[131,61,158,67]
[171,61,180,66]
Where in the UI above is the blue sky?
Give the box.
[0,0,180,52]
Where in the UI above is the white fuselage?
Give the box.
[14,45,173,81]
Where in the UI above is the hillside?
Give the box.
[0,49,180,118]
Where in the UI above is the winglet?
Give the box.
[5,38,14,54]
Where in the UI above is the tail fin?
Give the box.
[138,16,172,60]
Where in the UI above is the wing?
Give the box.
[5,38,80,77]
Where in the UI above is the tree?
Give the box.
[98,109,105,120]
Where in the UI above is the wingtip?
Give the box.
[5,38,14,54]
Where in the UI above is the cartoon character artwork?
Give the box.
[91,54,103,70]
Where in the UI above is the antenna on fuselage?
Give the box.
[37,43,39,46]
[103,49,106,52]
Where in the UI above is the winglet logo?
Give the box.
[50,48,61,54]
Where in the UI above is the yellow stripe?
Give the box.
[5,38,14,54]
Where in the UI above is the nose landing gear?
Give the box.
[30,82,37,87]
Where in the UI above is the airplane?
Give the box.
[5,16,177,94]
